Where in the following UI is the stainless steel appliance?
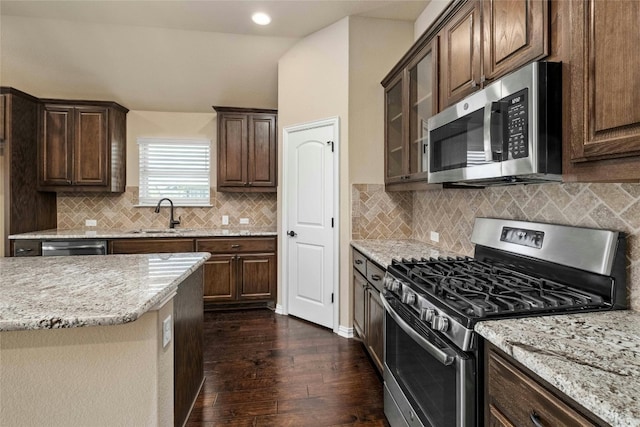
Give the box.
[41,240,108,256]
[427,62,562,186]
[382,218,626,427]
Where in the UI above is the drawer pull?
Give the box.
[370,274,382,281]
[529,412,544,427]
[16,248,34,253]
[231,244,241,248]
[355,259,363,265]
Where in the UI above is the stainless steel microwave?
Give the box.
[427,61,562,186]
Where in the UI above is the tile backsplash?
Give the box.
[351,184,412,240]
[57,187,277,231]
[352,182,640,311]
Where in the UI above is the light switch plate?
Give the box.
[430,231,440,243]
[239,218,249,225]
[162,315,172,348]
[85,219,97,227]
[222,215,229,225]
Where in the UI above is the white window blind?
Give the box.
[138,138,211,206]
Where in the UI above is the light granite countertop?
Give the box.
[0,252,210,331]
[476,311,640,427]
[9,228,277,239]
[350,239,464,268]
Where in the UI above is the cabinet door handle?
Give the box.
[529,412,544,427]
[231,244,240,248]
[355,259,363,265]
[371,274,382,281]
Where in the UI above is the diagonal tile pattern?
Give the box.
[57,187,277,231]
[353,182,640,311]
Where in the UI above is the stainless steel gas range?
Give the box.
[381,218,627,427]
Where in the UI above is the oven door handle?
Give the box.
[380,292,455,366]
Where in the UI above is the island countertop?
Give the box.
[0,252,210,331]
[476,311,640,427]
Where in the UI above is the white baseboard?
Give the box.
[337,325,353,338]
[275,304,285,315]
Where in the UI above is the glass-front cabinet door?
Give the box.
[385,73,405,182]
[383,38,438,186]
[408,40,438,180]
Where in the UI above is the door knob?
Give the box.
[287,230,297,237]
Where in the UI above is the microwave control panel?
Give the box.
[505,89,528,159]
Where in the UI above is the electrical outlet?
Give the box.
[430,231,440,243]
[222,215,229,225]
[85,219,97,227]
[162,315,172,348]
[239,218,249,225]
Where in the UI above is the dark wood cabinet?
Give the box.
[109,238,195,254]
[196,236,277,306]
[383,39,439,189]
[564,0,640,181]
[482,0,549,83]
[0,94,6,141]
[38,99,128,193]
[1,87,57,256]
[352,248,384,373]
[213,106,277,192]
[485,344,603,427]
[440,0,481,108]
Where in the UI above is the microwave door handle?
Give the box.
[483,101,494,162]
[380,292,455,366]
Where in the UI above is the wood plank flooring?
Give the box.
[185,309,389,427]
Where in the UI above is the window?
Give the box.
[138,138,211,206]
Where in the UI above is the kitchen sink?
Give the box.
[129,229,183,234]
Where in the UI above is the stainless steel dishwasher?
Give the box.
[41,240,108,256]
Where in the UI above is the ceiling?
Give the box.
[0,1,428,112]
[0,1,428,38]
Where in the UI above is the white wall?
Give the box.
[126,111,216,187]
[414,0,451,40]
[0,14,295,112]
[278,17,350,325]
[278,16,414,329]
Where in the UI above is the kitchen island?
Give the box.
[0,252,209,427]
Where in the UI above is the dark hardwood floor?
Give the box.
[185,309,389,427]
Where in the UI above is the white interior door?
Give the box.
[284,119,337,329]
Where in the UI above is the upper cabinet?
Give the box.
[213,106,277,192]
[0,95,6,142]
[439,0,549,109]
[440,1,481,108]
[384,38,438,188]
[564,0,640,181]
[482,0,549,83]
[38,99,128,193]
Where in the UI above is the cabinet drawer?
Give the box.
[366,260,385,293]
[13,240,42,257]
[487,349,597,427]
[110,239,194,254]
[352,249,367,276]
[196,237,276,254]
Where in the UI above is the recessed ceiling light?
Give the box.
[252,12,271,26]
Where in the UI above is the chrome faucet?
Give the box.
[154,198,181,229]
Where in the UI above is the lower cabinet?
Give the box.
[196,237,277,306]
[485,344,602,427]
[109,238,195,254]
[352,248,384,373]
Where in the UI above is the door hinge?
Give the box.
[331,293,334,303]
[331,217,334,228]
[327,140,334,152]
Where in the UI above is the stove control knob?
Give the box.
[420,308,436,322]
[383,275,393,290]
[402,292,416,305]
[431,316,450,332]
[391,280,401,293]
